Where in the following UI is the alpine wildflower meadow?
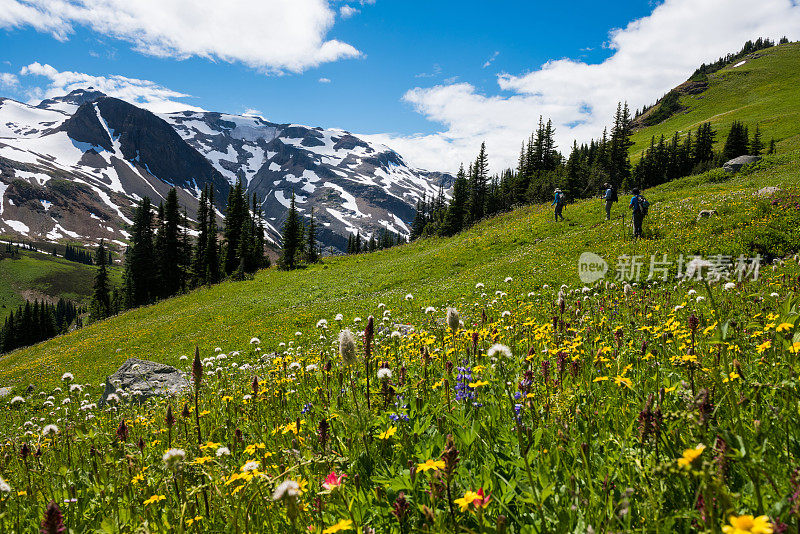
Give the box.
[2,257,800,532]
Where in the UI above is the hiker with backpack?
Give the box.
[629,187,649,237]
[603,182,618,220]
[552,188,566,222]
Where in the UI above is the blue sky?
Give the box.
[2,0,799,171]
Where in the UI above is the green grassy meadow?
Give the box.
[1,151,798,391]
[0,248,122,322]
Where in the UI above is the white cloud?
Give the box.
[318,77,331,83]
[370,0,800,173]
[18,62,204,113]
[0,72,19,89]
[243,108,263,117]
[340,5,359,19]
[482,51,499,69]
[0,0,362,74]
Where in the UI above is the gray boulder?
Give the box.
[697,209,718,220]
[100,358,189,405]
[0,387,11,398]
[723,155,761,173]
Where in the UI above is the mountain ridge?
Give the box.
[0,90,451,252]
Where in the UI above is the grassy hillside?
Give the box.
[1,153,800,532]
[1,151,799,390]
[630,42,800,157]
[0,248,122,321]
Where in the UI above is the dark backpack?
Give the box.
[557,192,566,206]
[609,187,618,202]
[637,194,650,216]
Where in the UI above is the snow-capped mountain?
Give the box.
[0,89,450,252]
[160,111,449,250]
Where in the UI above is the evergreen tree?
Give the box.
[693,122,716,164]
[467,142,489,223]
[223,179,247,275]
[279,191,302,270]
[204,186,221,284]
[608,102,633,186]
[156,188,183,297]
[124,197,156,308]
[722,121,750,160]
[192,187,209,286]
[441,164,469,236]
[750,125,764,156]
[91,239,111,321]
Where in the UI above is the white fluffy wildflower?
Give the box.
[335,313,344,322]
[241,460,260,472]
[504,276,513,283]
[770,292,779,298]
[475,282,485,289]
[687,289,697,296]
[43,400,54,408]
[339,329,357,366]
[42,424,59,436]
[70,384,83,393]
[501,310,511,318]
[305,364,318,372]
[377,368,392,380]
[10,396,25,406]
[214,347,222,353]
[487,344,512,359]
[163,448,186,469]
[724,282,736,290]
[272,480,301,501]
[405,294,413,301]
[696,296,705,302]
[61,373,74,382]
[288,362,301,371]
[216,446,231,457]
[0,476,11,493]
[250,337,261,345]
[390,331,402,339]
[316,319,328,329]
[106,393,120,404]
[295,331,303,337]
[425,306,436,314]
[446,307,460,331]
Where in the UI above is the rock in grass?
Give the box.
[723,155,760,173]
[697,209,718,220]
[100,358,189,405]
[0,387,11,398]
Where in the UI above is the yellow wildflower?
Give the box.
[677,444,705,468]
[323,519,353,533]
[722,514,773,534]
[417,459,446,472]
[144,495,166,505]
[377,427,397,440]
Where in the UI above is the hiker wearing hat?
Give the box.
[602,182,617,220]
[552,188,566,222]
